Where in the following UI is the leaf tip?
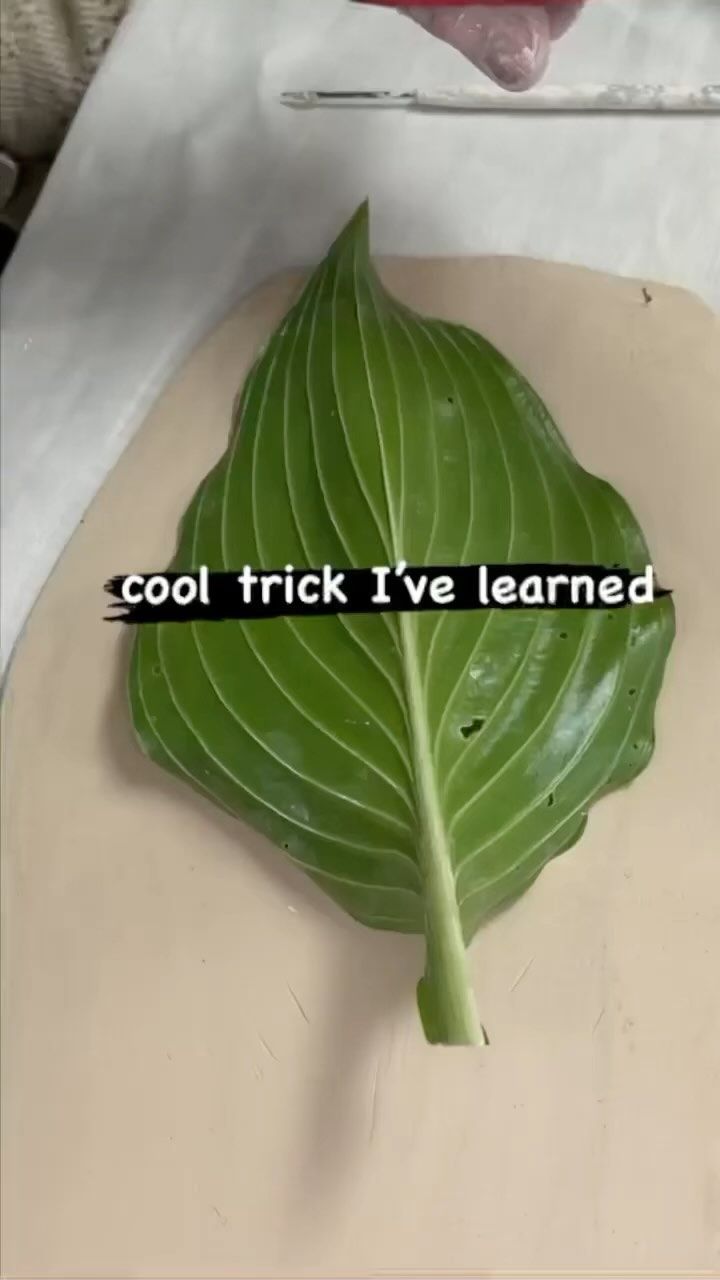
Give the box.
[350,196,371,231]
[326,198,371,263]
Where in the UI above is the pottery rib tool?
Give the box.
[281,84,720,113]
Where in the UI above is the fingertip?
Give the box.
[408,7,552,92]
[480,11,551,91]
[484,34,550,90]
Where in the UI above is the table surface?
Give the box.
[1,0,718,672]
[4,255,719,1278]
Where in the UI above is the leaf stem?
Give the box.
[419,840,485,1046]
[399,616,484,1047]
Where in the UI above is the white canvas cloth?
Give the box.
[1,0,718,672]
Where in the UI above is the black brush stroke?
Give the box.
[104,564,671,625]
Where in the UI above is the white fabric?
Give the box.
[1,0,718,672]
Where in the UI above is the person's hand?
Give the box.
[405,3,586,91]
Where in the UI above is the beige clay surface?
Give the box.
[2,258,720,1278]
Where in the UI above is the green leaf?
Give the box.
[129,203,675,1046]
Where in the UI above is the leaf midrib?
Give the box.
[355,247,483,1040]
